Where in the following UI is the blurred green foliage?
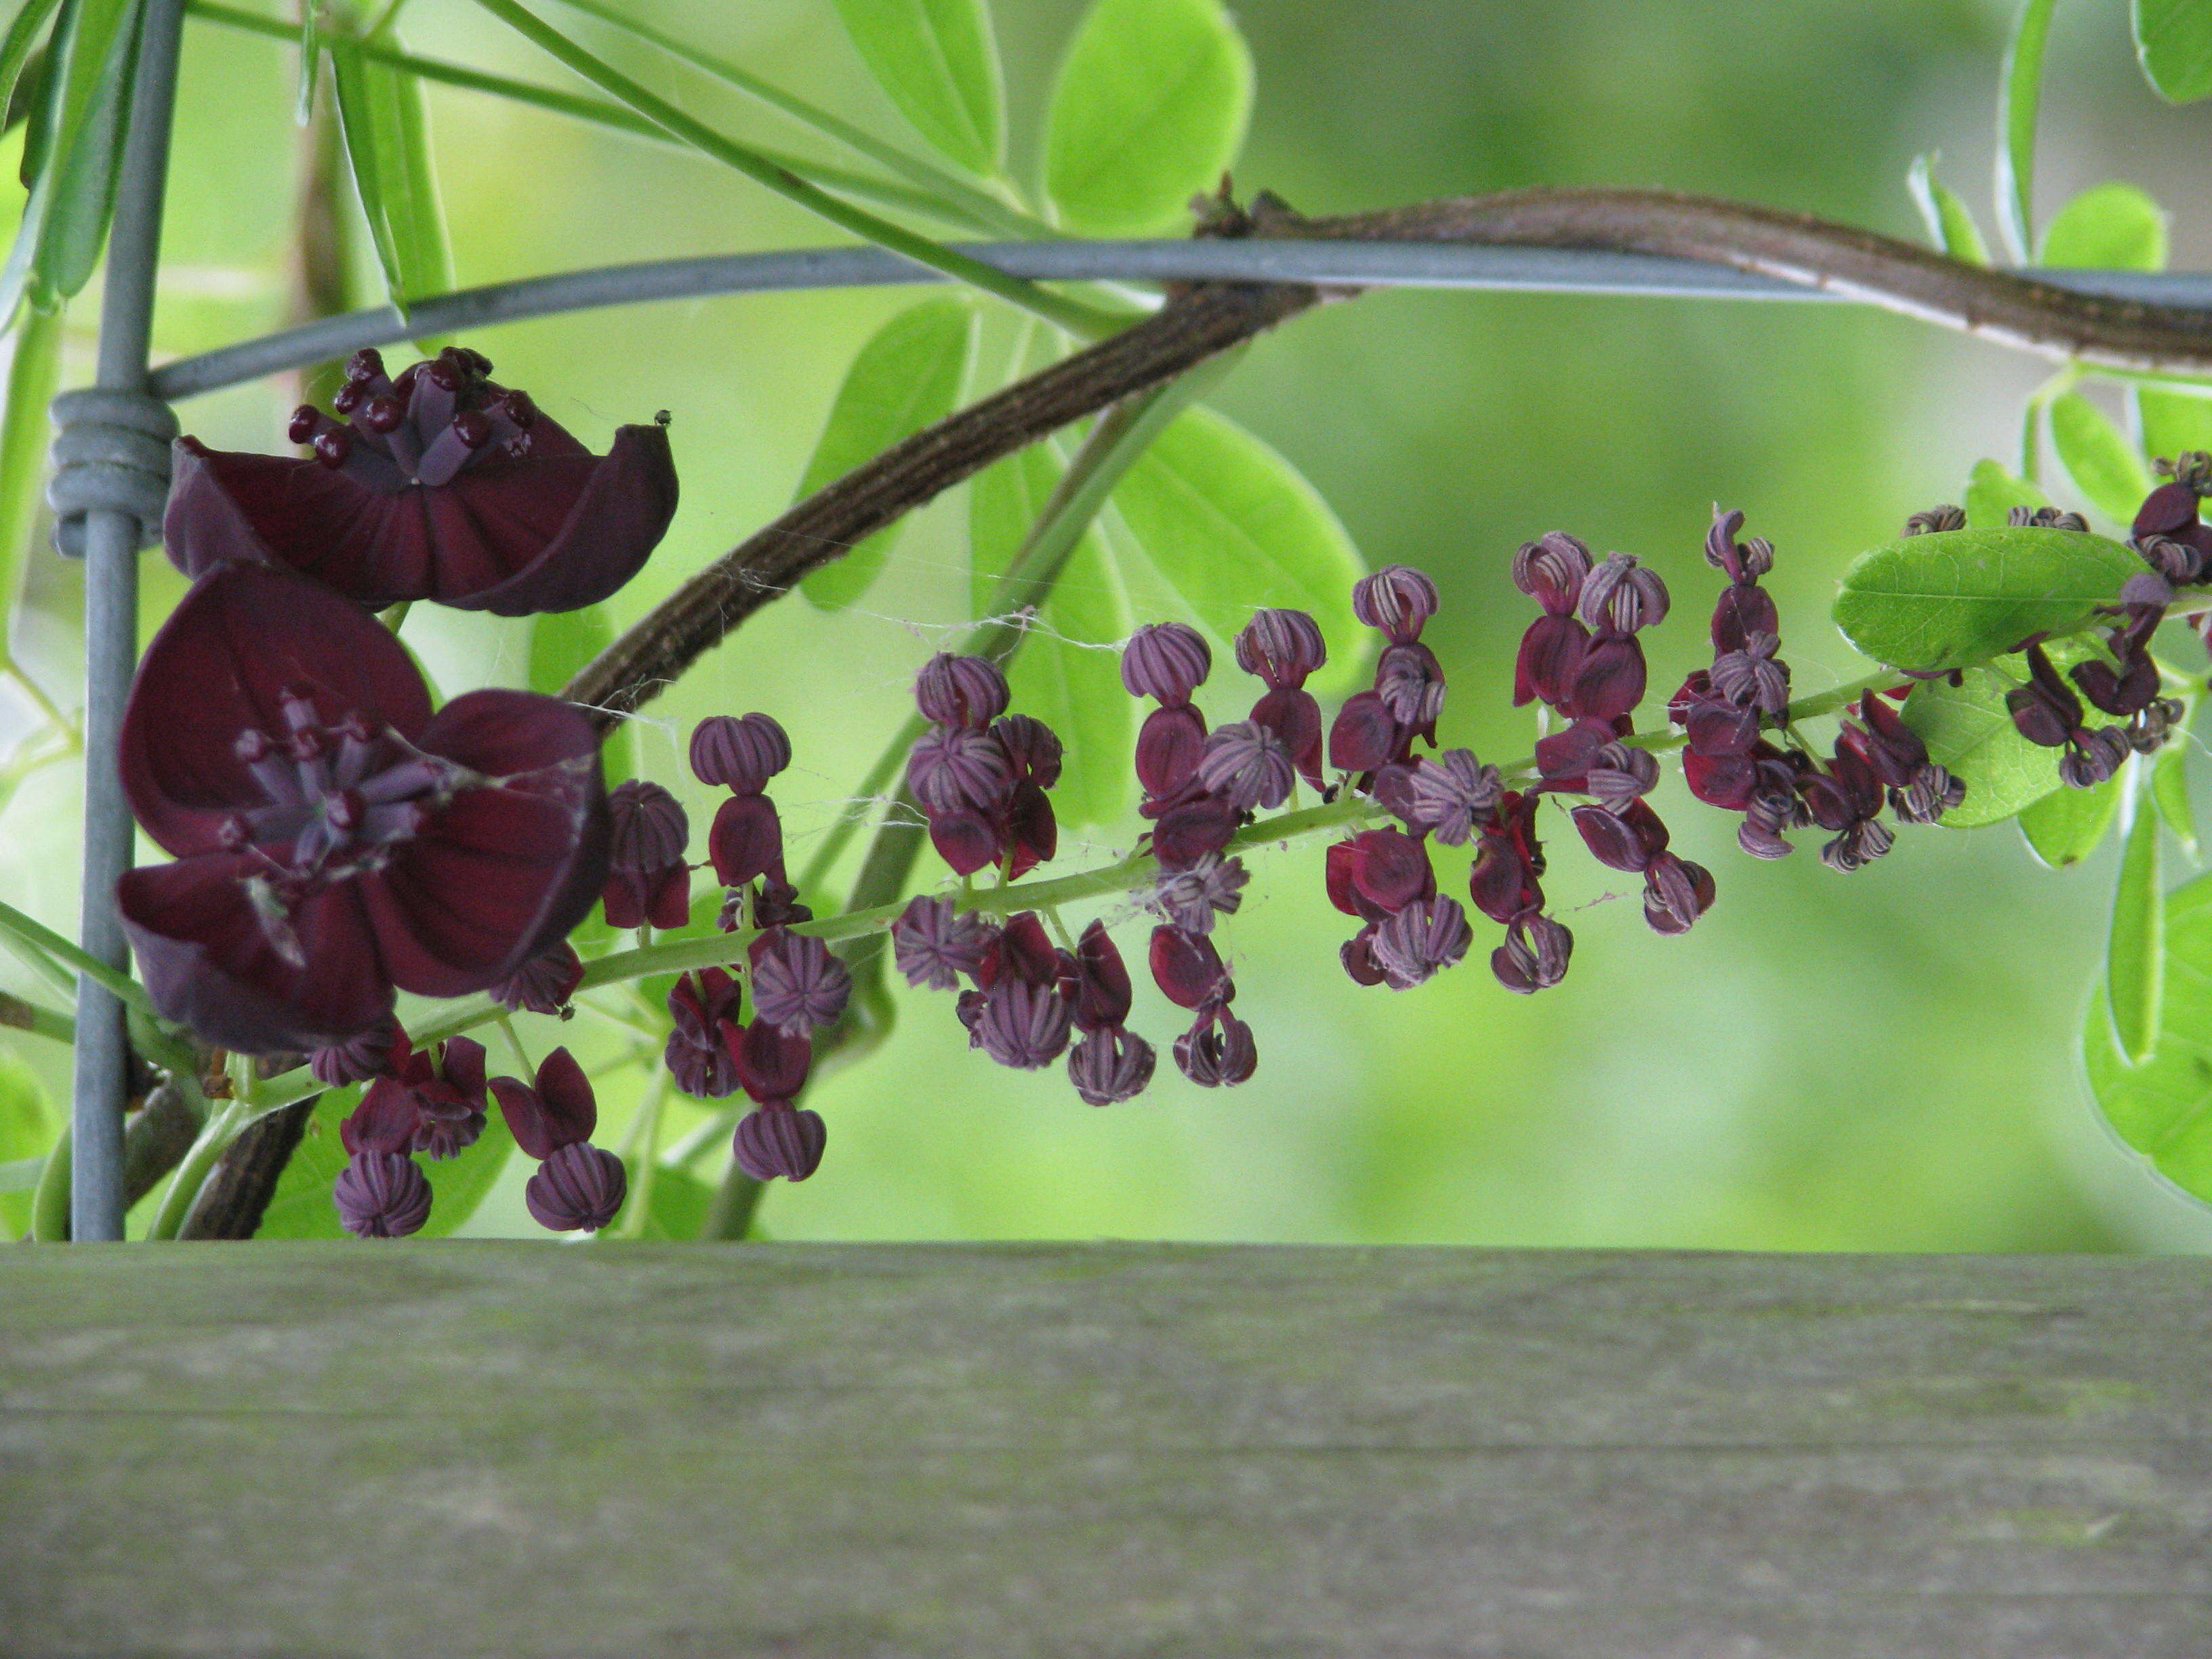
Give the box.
[6,0,2212,1250]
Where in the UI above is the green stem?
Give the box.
[0,897,147,1008]
[2018,362,2082,485]
[1994,0,2060,264]
[466,0,1119,337]
[493,1011,533,1078]
[0,988,72,1043]
[144,1101,250,1242]
[614,1067,671,1239]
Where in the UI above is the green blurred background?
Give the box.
[7,0,2212,1250]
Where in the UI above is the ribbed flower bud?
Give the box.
[1511,532,1592,616]
[1576,553,1669,634]
[1905,504,1965,535]
[973,978,1074,1069]
[1405,750,1501,846]
[1067,1027,1157,1105]
[603,779,692,930]
[906,724,1014,814]
[1174,1012,1257,1086]
[2059,727,2133,790]
[1234,608,1327,689]
[1197,720,1294,810]
[890,895,998,990]
[1374,642,1447,730]
[915,653,1010,729]
[748,928,853,1034]
[524,1142,626,1231]
[690,712,791,794]
[1642,853,1715,936]
[1351,565,1439,643]
[1708,634,1790,716]
[1584,743,1659,812]
[1705,508,1775,581]
[733,1103,827,1182]
[992,714,1063,787]
[334,1151,432,1238]
[1120,622,1211,705]
[311,1017,407,1086]
[1370,895,1473,988]
[1820,816,1896,873]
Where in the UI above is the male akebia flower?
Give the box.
[488,1047,628,1233]
[2005,643,2135,790]
[907,655,1063,878]
[1330,566,1450,775]
[492,941,585,1018]
[747,927,853,1036]
[1235,609,1328,788]
[664,968,745,1099]
[165,347,678,616]
[333,1151,434,1239]
[341,1037,491,1164]
[115,564,610,1053]
[693,712,793,894]
[601,780,691,930]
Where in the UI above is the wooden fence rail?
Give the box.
[4,1243,2211,1657]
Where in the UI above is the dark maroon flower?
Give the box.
[1370,895,1473,988]
[1469,794,1547,924]
[733,1102,827,1182]
[707,792,786,888]
[1147,854,1248,935]
[1197,720,1294,810]
[1512,531,1592,615]
[891,895,997,989]
[748,928,852,1034]
[1135,703,1208,799]
[906,724,1013,815]
[1068,1026,1157,1105]
[973,978,1074,1069]
[1491,914,1573,994]
[690,713,791,794]
[1249,686,1324,790]
[1150,925,1231,1011]
[2136,480,2212,579]
[2060,726,2133,790]
[1374,642,1446,732]
[1514,613,1589,709]
[525,1142,627,1231]
[166,347,678,615]
[1060,920,1135,1032]
[1642,853,1715,935]
[982,912,1060,989]
[1534,717,1614,787]
[334,1151,432,1238]
[1175,1011,1257,1086]
[1584,743,1659,812]
[1235,608,1326,688]
[602,779,691,930]
[916,652,1010,729]
[665,968,744,1099]
[1704,508,1776,585]
[1569,633,1647,722]
[344,1036,490,1162]
[1004,779,1059,881]
[1351,566,1439,643]
[994,714,1064,787]
[310,1016,407,1086]
[1151,796,1243,870]
[1121,622,1211,705]
[489,1046,598,1162]
[729,1017,815,1103]
[1820,816,1896,874]
[1404,750,1500,845]
[2007,644,2084,748]
[1573,803,1656,872]
[1327,691,1401,773]
[1326,830,1435,921]
[1340,926,1388,987]
[491,940,585,1016]
[929,810,1002,877]
[1576,554,1668,634]
[116,565,609,1054]
[1708,634,1790,716]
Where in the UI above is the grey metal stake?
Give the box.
[67,0,188,1242]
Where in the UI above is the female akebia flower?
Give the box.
[116,565,610,1053]
[164,347,678,616]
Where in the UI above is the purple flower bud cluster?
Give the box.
[602,779,691,930]
[1330,568,1446,775]
[332,1037,627,1236]
[906,654,1063,880]
[693,713,810,930]
[1125,623,1243,869]
[660,946,834,1185]
[2135,451,2212,590]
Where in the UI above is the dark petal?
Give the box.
[1067,1027,1157,1105]
[1568,634,1647,722]
[1004,781,1058,881]
[121,563,435,859]
[708,792,787,887]
[1643,853,1715,935]
[342,1076,422,1156]
[492,939,585,1015]
[1135,704,1208,799]
[492,1045,598,1160]
[1708,583,1780,656]
[1342,827,1437,916]
[2135,480,2202,541]
[1149,924,1231,1011]
[664,969,745,1099]
[1683,749,1759,811]
[928,808,1004,877]
[1468,834,1538,926]
[1151,796,1242,871]
[689,712,791,794]
[2006,682,2076,748]
[1534,716,1612,787]
[1573,804,1650,872]
[729,1017,815,1103]
[985,912,1060,989]
[525,1142,629,1231]
[311,1016,408,1086]
[1683,694,1760,756]
[1513,613,1588,710]
[1063,919,1134,1032]
[1234,608,1327,689]
[118,854,394,1053]
[732,1105,828,1183]
[915,653,1010,729]
[1249,687,1324,788]
[993,714,1064,788]
[1120,623,1211,705]
[1327,691,1403,773]
[333,1151,432,1238]
[1351,565,1439,643]
[1340,925,1389,987]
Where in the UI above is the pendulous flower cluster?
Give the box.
[907,653,1062,878]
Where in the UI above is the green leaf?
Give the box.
[1109,406,1365,693]
[329,36,453,317]
[2019,771,2122,867]
[0,0,60,142]
[1900,644,2095,828]
[2049,392,2154,525]
[0,1041,55,1237]
[254,1082,516,1240]
[3,0,141,316]
[1906,155,1988,265]
[0,300,62,625]
[1042,0,1252,236]
[1831,526,2139,672]
[2155,742,2197,857]
[2109,790,2166,1065]
[832,0,1003,175]
[619,1164,715,1242]
[2134,0,2212,102]
[1995,0,2060,262]
[799,298,976,611]
[2139,388,2212,466]
[1963,457,2050,529]
[2039,181,2169,271]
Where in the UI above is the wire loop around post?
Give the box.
[46,388,178,558]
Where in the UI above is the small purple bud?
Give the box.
[1708,634,1790,716]
[1147,854,1249,935]
[907,725,1014,815]
[1405,750,1502,846]
[1643,853,1715,935]
[1067,1027,1157,1105]
[733,1103,827,1182]
[1370,895,1473,988]
[334,1151,432,1238]
[1374,641,1447,731]
[1738,817,1795,859]
[915,653,1010,729]
[492,941,584,1017]
[665,969,744,1099]
[1705,508,1775,581]
[1491,914,1573,994]
[993,714,1063,787]
[1905,504,1966,535]
[1576,553,1668,634]
[1174,1011,1257,1086]
[1512,531,1592,616]
[1890,765,1965,825]
[748,928,853,1034]
[1820,817,1896,873]
[1061,919,1136,1031]
[2060,728,2133,790]
[1121,623,1211,705]
[1234,609,1327,689]
[603,779,693,931]
[1150,925,1231,1011]
[974,978,1075,1069]
[523,1142,627,1232]
[1197,720,1295,810]
[1351,566,1439,643]
[690,713,791,794]
[891,895,997,990]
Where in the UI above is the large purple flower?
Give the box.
[163,348,678,616]
[116,564,611,1052]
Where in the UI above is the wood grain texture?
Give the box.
[3,1244,2211,1658]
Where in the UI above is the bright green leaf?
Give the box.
[2049,392,2154,524]
[330,36,454,318]
[1042,0,1252,235]
[2018,771,2121,867]
[2108,791,2166,1065]
[2039,182,2169,271]
[1900,644,2097,828]
[2154,742,2197,857]
[0,1042,55,1237]
[255,1083,516,1240]
[799,298,976,611]
[1906,155,1988,265]
[2134,0,2212,102]
[1963,457,2049,529]
[1831,526,2139,672]
[3,0,142,315]
[618,1164,715,1242]
[2139,388,2212,466]
[1995,0,2059,261]
[2084,865,2212,1201]
[0,302,62,628]
[0,0,60,144]
[1109,405,1366,694]
[832,0,1004,175]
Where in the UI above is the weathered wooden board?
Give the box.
[3,1244,2212,1657]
